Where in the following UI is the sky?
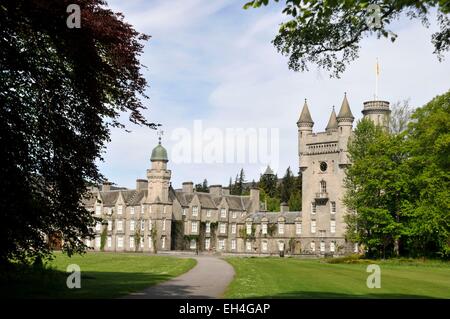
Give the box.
[100,0,450,189]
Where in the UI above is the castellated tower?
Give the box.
[297,94,355,254]
[362,100,391,130]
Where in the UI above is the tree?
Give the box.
[244,0,450,77]
[344,118,410,258]
[195,179,208,192]
[404,91,450,258]
[0,0,154,264]
[390,99,414,134]
[259,170,278,198]
[280,167,295,203]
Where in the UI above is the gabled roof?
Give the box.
[128,190,148,206]
[196,193,217,209]
[99,191,120,206]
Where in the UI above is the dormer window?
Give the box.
[220,208,227,218]
[192,206,198,217]
[117,205,123,215]
[130,207,135,215]
[278,223,285,235]
[206,209,211,217]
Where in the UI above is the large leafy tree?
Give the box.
[0,0,155,264]
[244,0,450,77]
[404,91,450,258]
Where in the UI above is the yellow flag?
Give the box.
[376,59,380,76]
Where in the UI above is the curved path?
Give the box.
[125,256,235,299]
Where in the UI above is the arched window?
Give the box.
[320,180,327,193]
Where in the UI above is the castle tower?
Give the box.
[297,99,314,170]
[146,139,171,203]
[325,106,338,133]
[337,93,354,166]
[362,100,391,130]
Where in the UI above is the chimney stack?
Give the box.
[280,202,289,212]
[182,181,194,194]
[136,179,148,191]
[209,185,222,197]
[250,187,260,213]
[102,181,112,192]
[222,187,230,196]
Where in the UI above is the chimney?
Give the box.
[280,202,289,212]
[182,181,194,194]
[222,187,230,196]
[102,181,112,192]
[136,179,148,191]
[250,187,260,213]
[209,185,222,197]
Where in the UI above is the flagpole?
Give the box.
[375,58,379,100]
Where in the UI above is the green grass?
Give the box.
[2,252,196,299]
[224,257,450,299]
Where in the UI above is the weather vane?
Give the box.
[157,129,164,144]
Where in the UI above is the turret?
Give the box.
[337,93,354,166]
[325,106,338,133]
[362,100,391,130]
[147,138,171,203]
[297,99,314,169]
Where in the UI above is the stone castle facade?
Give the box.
[83,95,390,255]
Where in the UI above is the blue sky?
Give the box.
[101,0,450,189]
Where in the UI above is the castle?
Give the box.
[84,95,390,255]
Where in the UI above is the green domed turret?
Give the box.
[151,142,168,162]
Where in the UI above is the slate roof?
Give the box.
[337,94,354,120]
[242,211,302,223]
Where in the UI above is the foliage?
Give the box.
[0,0,154,264]
[150,225,158,254]
[390,99,415,134]
[259,170,278,198]
[100,224,107,252]
[279,167,295,203]
[195,179,209,192]
[134,226,142,252]
[344,91,450,259]
[243,0,450,77]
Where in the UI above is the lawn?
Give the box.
[224,257,450,299]
[2,252,196,299]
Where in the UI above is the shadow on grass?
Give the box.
[241,291,438,299]
[0,268,194,299]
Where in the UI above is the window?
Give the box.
[262,223,267,235]
[330,241,335,252]
[140,220,145,231]
[262,241,268,252]
[107,236,112,248]
[95,222,101,232]
[296,223,302,235]
[192,206,198,217]
[246,240,252,251]
[129,236,134,249]
[182,208,187,216]
[320,241,325,252]
[162,219,166,231]
[95,237,101,248]
[148,237,152,249]
[231,239,236,250]
[130,207,135,215]
[117,220,123,232]
[330,221,336,233]
[311,221,316,233]
[86,239,92,248]
[162,237,166,249]
[206,209,211,217]
[311,202,317,214]
[331,201,336,214]
[191,221,198,233]
[130,220,135,232]
[218,239,225,250]
[220,208,227,218]
[205,238,210,250]
[231,223,236,234]
[117,236,124,248]
[219,223,226,234]
[95,205,101,215]
[107,220,112,231]
[310,241,315,252]
[354,243,359,253]
[149,219,152,231]
[163,206,166,214]
[190,239,196,250]
[141,205,145,214]
[320,161,328,172]
[320,180,327,193]
[140,237,144,248]
[246,223,252,235]
[232,211,237,219]
[278,241,285,251]
[117,205,123,215]
[206,222,211,234]
[278,223,284,235]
